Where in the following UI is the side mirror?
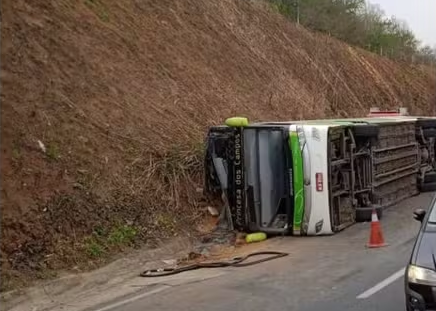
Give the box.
[413,209,426,223]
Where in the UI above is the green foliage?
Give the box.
[155,214,176,233]
[84,224,138,258]
[267,0,436,65]
[11,141,21,160]
[107,225,137,246]
[46,143,60,160]
[84,237,105,257]
[84,0,110,22]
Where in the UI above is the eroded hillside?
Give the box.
[1,0,435,290]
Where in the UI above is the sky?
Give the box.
[369,0,436,47]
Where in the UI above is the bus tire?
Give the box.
[419,182,436,192]
[424,172,436,183]
[416,119,436,129]
[355,205,383,222]
[353,125,379,138]
[423,128,436,138]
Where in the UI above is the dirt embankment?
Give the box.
[1,0,435,290]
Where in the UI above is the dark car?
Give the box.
[405,195,436,311]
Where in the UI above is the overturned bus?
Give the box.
[204,113,436,236]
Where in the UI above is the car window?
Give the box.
[427,198,436,224]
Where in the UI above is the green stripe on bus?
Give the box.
[289,132,305,235]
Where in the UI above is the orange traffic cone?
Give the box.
[367,209,387,248]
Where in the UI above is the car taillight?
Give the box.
[316,173,323,191]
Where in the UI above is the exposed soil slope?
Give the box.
[1,0,435,290]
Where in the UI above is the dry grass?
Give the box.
[1,0,435,291]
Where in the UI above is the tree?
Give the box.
[267,0,436,65]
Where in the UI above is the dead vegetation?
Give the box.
[1,0,435,291]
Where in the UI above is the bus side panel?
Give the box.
[303,126,333,235]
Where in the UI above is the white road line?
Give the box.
[93,285,171,311]
[356,268,405,299]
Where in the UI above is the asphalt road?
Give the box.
[108,241,410,311]
[89,192,435,311]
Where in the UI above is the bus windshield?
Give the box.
[243,127,292,232]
